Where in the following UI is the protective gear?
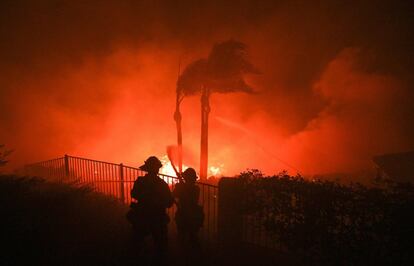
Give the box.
[138,156,163,172]
[182,167,198,183]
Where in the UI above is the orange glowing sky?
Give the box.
[1,1,413,180]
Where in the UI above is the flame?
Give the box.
[159,155,188,178]
[159,155,223,181]
[209,165,223,177]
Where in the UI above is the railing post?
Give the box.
[119,163,125,204]
[218,178,243,252]
[64,154,69,181]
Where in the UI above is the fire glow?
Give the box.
[1,1,412,182]
[159,155,223,180]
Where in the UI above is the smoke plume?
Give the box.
[0,1,413,180]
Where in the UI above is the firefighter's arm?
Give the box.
[164,183,174,208]
[130,180,141,201]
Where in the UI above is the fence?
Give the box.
[23,155,218,244]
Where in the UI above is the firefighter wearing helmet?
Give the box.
[173,167,204,248]
[127,156,174,264]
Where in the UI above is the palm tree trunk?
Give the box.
[174,94,183,174]
[200,86,210,180]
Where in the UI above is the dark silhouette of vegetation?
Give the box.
[0,175,144,265]
[238,170,414,265]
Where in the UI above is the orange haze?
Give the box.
[1,1,413,181]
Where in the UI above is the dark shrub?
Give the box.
[239,170,414,265]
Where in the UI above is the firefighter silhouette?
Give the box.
[173,167,204,247]
[127,156,174,265]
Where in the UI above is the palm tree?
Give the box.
[176,40,259,180]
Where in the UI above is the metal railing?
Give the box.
[23,155,218,243]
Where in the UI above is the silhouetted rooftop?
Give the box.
[373,151,414,182]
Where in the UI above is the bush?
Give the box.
[238,170,414,265]
[0,175,135,265]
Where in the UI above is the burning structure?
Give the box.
[175,40,259,179]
